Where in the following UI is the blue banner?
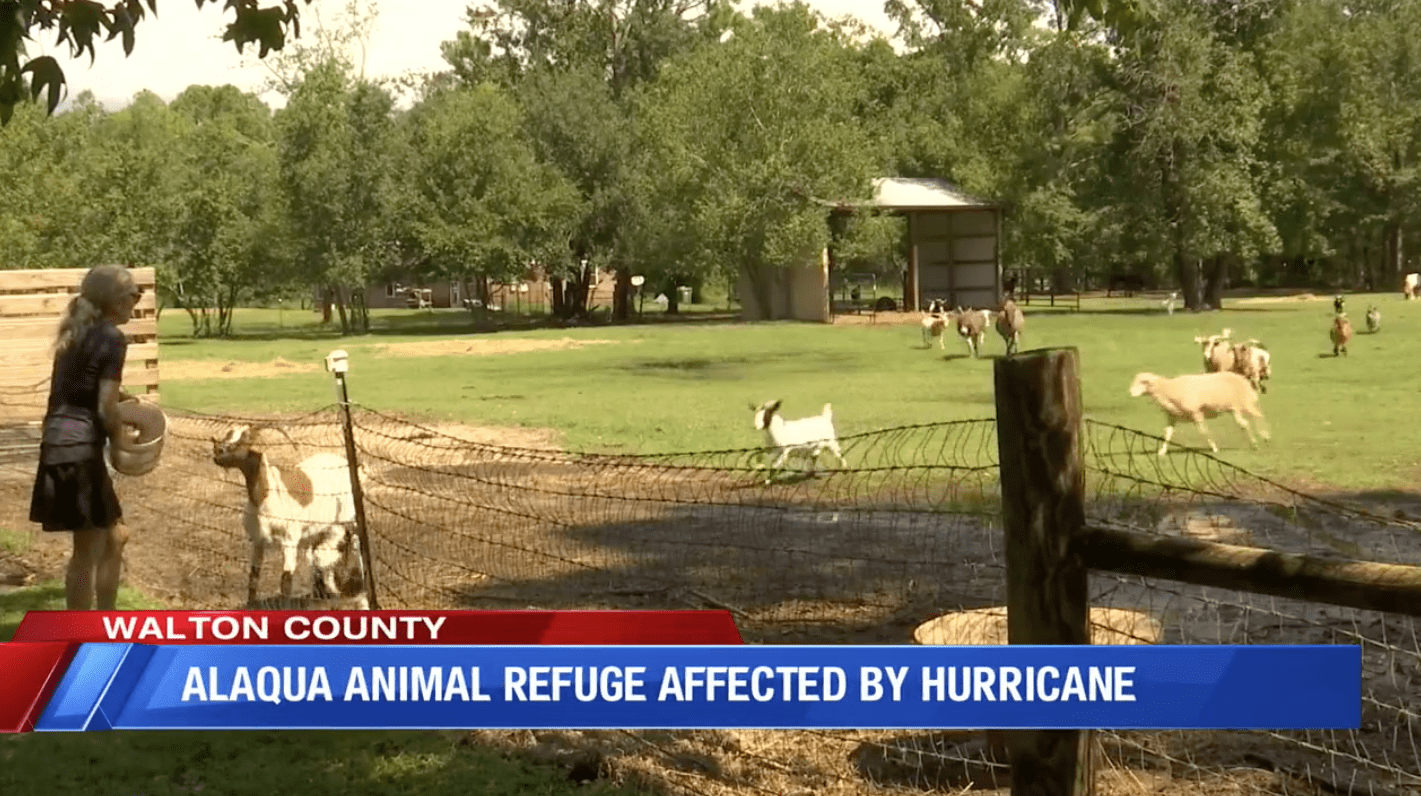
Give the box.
[33,644,1360,731]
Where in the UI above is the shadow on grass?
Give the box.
[199,308,750,343]
[1074,306,1280,316]
[0,729,645,796]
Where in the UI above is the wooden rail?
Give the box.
[1080,525,1421,618]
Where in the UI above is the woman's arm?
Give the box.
[98,379,140,453]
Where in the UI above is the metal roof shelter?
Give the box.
[822,177,1006,312]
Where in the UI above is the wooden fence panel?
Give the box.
[0,267,160,432]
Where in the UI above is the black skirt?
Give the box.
[30,454,123,532]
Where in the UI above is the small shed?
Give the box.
[823,177,1006,312]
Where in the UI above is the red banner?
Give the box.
[8,610,744,645]
[0,642,78,733]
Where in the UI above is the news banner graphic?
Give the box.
[0,610,1362,733]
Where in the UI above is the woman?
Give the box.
[30,264,145,611]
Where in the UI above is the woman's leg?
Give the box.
[95,522,129,611]
[66,528,108,610]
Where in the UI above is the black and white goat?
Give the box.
[212,425,368,608]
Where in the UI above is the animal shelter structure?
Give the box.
[0,267,160,463]
[822,177,1006,313]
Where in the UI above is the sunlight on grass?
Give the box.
[150,292,1421,492]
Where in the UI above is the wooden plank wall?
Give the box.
[0,267,159,432]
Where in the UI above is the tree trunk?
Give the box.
[1202,254,1227,310]
[613,267,632,322]
[334,286,350,335]
[1388,219,1404,281]
[550,276,566,317]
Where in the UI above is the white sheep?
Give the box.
[1193,329,1236,373]
[749,400,846,482]
[212,425,368,608]
[1366,305,1381,333]
[994,298,1024,356]
[1404,273,1418,300]
[920,299,948,350]
[1231,340,1271,394]
[1128,371,1269,456]
[953,307,990,358]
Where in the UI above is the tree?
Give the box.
[0,0,315,124]
[400,83,582,308]
[440,0,733,319]
[630,2,879,318]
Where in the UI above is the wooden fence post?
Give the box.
[994,347,1093,796]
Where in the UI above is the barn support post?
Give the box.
[324,349,381,611]
[994,347,1093,796]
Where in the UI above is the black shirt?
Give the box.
[40,321,128,464]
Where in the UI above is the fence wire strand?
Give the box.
[0,406,1416,795]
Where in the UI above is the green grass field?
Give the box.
[154,292,1420,493]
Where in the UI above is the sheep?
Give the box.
[1128,371,1269,456]
[1193,329,1236,374]
[1331,313,1353,356]
[920,299,948,350]
[749,400,846,483]
[1366,305,1381,333]
[994,298,1025,356]
[1230,340,1271,394]
[1404,272,1419,300]
[953,306,990,358]
[212,425,368,608]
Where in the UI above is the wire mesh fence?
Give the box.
[0,399,1417,794]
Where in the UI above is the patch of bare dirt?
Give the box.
[161,357,319,381]
[1232,292,1325,305]
[371,336,624,358]
[830,310,925,326]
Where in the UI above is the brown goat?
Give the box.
[995,299,1025,356]
[1331,314,1353,357]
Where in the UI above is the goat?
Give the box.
[994,298,1024,356]
[1331,313,1353,357]
[212,425,368,608]
[1334,294,1346,315]
[1231,340,1271,394]
[920,299,948,350]
[1129,371,1269,456]
[1162,292,1179,315]
[1194,329,1236,374]
[749,400,846,483]
[1366,305,1381,333]
[953,307,990,358]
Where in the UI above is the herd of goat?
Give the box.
[206,278,1421,605]
[755,276,1421,484]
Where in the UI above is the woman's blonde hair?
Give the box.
[54,264,138,356]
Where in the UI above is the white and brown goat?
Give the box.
[212,425,368,608]
[920,299,949,350]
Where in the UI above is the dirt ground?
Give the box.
[371,336,625,358]
[0,410,1417,796]
[158,338,628,382]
